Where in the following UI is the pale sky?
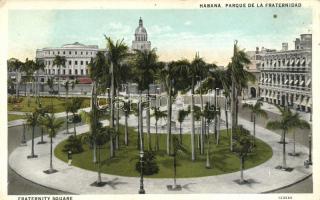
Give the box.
[8,8,312,66]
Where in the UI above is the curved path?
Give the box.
[9,116,312,194]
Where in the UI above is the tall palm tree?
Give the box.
[242,100,268,146]
[233,125,252,184]
[69,98,83,136]
[151,107,167,151]
[36,104,50,144]
[202,102,216,168]
[25,110,39,158]
[229,42,255,150]
[132,48,158,151]
[34,59,45,103]
[39,113,64,174]
[170,135,188,190]
[123,99,131,146]
[7,58,23,98]
[105,36,129,132]
[53,55,66,95]
[266,106,310,169]
[177,108,190,144]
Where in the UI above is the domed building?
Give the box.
[132,17,151,51]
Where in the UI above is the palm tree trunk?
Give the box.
[115,88,119,150]
[93,141,97,163]
[139,92,144,151]
[240,156,244,183]
[31,126,35,156]
[282,130,287,168]
[58,66,60,95]
[230,81,236,152]
[216,113,220,145]
[225,96,229,137]
[179,123,182,144]
[155,120,159,151]
[253,114,256,147]
[200,92,204,155]
[73,116,76,137]
[40,128,44,143]
[167,85,172,155]
[91,82,97,163]
[293,130,296,155]
[97,145,102,183]
[173,153,177,188]
[191,78,195,161]
[206,126,211,168]
[125,115,128,146]
[147,90,151,151]
[66,112,69,134]
[50,136,53,171]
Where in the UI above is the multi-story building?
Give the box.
[259,34,312,112]
[36,42,99,79]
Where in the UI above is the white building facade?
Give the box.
[132,17,151,51]
[259,34,312,112]
[36,42,99,79]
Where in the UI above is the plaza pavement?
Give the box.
[9,114,312,194]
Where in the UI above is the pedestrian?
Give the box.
[67,150,72,166]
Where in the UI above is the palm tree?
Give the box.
[132,48,159,151]
[69,98,83,136]
[7,58,23,98]
[229,41,255,150]
[34,59,45,103]
[170,135,188,190]
[266,106,310,169]
[177,108,190,144]
[202,102,216,168]
[25,110,39,158]
[151,107,167,151]
[242,100,268,147]
[233,125,252,184]
[39,113,64,174]
[53,55,66,95]
[122,99,131,146]
[36,104,50,144]
[104,36,129,137]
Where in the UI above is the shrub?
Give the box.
[135,151,159,175]
[63,135,84,154]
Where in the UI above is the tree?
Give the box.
[266,106,310,169]
[242,100,268,147]
[39,113,64,174]
[202,102,216,168]
[123,99,131,146]
[151,107,167,151]
[53,55,66,95]
[69,98,83,136]
[36,104,51,144]
[25,110,39,158]
[132,48,159,151]
[233,125,253,184]
[105,36,129,153]
[229,41,255,151]
[170,135,188,190]
[7,58,23,98]
[177,108,190,144]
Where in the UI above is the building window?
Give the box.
[81,52,83,55]
[86,69,88,75]
[81,69,83,75]
[91,52,92,55]
[58,51,60,55]
[80,61,83,65]
[86,61,88,65]
[69,69,72,75]
[75,69,78,75]
[75,61,78,65]
[63,51,65,55]
[86,52,88,55]
[75,51,77,55]
[48,69,51,74]
[63,69,65,75]
[53,69,55,74]
[69,51,71,55]
[69,60,72,65]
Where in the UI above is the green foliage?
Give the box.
[8,96,23,104]
[233,125,252,157]
[177,109,189,123]
[135,151,159,175]
[63,135,84,154]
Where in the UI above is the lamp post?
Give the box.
[138,150,145,194]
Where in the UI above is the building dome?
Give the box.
[62,42,86,48]
[135,17,147,35]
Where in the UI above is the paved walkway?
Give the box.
[9,115,312,194]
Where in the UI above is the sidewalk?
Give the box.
[8,116,312,194]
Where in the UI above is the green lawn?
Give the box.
[8,96,91,113]
[8,114,25,121]
[55,126,273,178]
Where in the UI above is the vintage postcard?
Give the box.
[1,0,319,200]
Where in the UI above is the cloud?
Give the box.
[106,22,132,35]
[148,25,173,35]
[184,21,192,26]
